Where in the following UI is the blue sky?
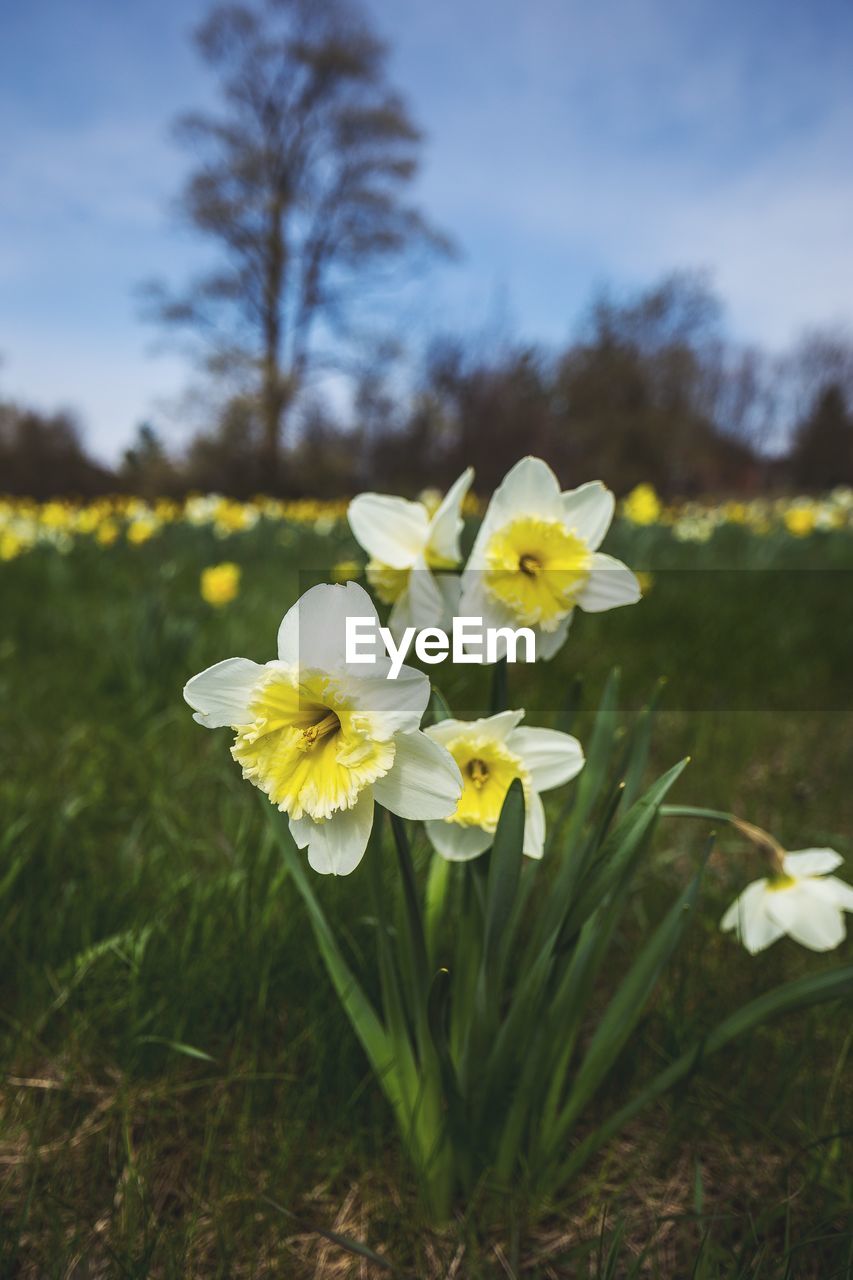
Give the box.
[1,0,852,461]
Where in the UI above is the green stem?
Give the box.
[424,854,451,966]
[389,813,429,1003]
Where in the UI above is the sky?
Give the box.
[1,0,852,462]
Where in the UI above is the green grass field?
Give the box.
[2,514,852,1277]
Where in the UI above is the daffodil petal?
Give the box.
[536,613,573,659]
[489,455,563,524]
[348,494,430,568]
[782,848,843,877]
[346,664,430,735]
[277,581,379,668]
[507,726,585,791]
[814,876,853,911]
[721,879,784,953]
[387,565,460,642]
[425,819,493,862]
[578,553,642,613]
[424,717,467,745]
[767,882,846,951]
[426,467,473,564]
[522,789,546,859]
[183,657,266,728]
[373,731,462,819]
[427,710,525,747]
[457,572,528,663]
[560,481,615,550]
[399,561,447,633]
[290,790,375,876]
[386,583,414,638]
[435,570,462,619]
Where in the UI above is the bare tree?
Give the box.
[778,326,853,424]
[145,0,446,479]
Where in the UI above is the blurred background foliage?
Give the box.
[4,271,853,500]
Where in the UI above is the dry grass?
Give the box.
[2,1063,846,1278]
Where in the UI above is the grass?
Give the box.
[1,516,852,1276]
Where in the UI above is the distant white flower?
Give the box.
[183,582,461,876]
[459,457,640,662]
[348,469,474,639]
[721,849,853,953]
[423,709,584,861]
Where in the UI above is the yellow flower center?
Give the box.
[483,516,592,628]
[231,670,394,820]
[443,735,530,832]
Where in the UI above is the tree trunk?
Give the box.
[260,199,286,486]
[260,355,284,486]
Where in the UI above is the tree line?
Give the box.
[4,274,853,500]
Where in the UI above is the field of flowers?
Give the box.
[1,474,852,1277]
[3,482,853,561]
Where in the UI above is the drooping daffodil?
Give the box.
[423,709,584,861]
[721,849,853,953]
[183,582,462,875]
[348,468,474,639]
[459,456,640,661]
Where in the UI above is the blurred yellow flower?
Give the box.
[1,531,23,561]
[127,517,158,545]
[784,505,816,537]
[417,487,443,517]
[40,501,71,530]
[332,558,361,582]
[96,520,119,546]
[201,562,241,607]
[636,570,654,595]
[623,483,662,525]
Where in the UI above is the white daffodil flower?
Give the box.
[721,849,853,954]
[423,709,584,862]
[459,456,640,661]
[348,468,474,639]
[183,582,462,876]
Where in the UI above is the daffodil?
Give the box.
[423,709,584,861]
[183,582,462,875]
[0,530,23,561]
[347,469,474,637]
[623,483,662,526]
[459,457,640,661]
[721,849,853,953]
[127,516,158,545]
[96,520,119,547]
[200,562,241,607]
[332,558,362,583]
[784,503,817,537]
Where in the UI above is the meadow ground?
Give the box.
[1,507,852,1277]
